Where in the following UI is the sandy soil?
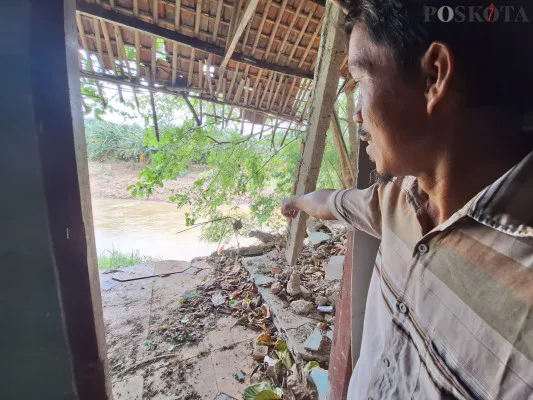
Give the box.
[89,161,205,202]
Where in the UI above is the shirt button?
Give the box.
[398,302,408,314]
[382,357,390,367]
[418,243,429,254]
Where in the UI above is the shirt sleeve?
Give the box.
[328,184,383,239]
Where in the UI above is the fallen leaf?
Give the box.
[243,383,282,400]
[275,340,292,369]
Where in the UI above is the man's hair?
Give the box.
[342,0,533,112]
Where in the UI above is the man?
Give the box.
[282,1,533,398]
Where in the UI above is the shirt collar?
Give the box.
[401,151,533,238]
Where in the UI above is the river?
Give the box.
[91,198,257,261]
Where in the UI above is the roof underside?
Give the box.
[76,0,348,127]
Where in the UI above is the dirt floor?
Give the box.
[100,260,263,400]
[89,161,205,202]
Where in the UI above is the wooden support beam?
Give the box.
[172,42,178,84]
[219,0,260,73]
[259,72,274,110]
[226,0,242,50]
[251,0,272,55]
[188,48,195,86]
[93,20,106,72]
[148,75,160,141]
[281,77,297,114]
[249,69,262,106]
[134,31,141,79]
[206,54,214,98]
[194,0,202,37]
[285,2,345,266]
[198,60,204,91]
[133,0,138,17]
[331,110,354,188]
[153,0,159,23]
[100,20,124,100]
[79,70,204,93]
[212,0,224,43]
[76,4,314,79]
[174,0,181,29]
[264,0,288,60]
[151,36,157,82]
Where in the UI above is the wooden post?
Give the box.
[285,2,345,265]
[331,109,354,188]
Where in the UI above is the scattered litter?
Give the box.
[303,361,320,374]
[252,345,269,361]
[257,332,275,347]
[101,279,121,291]
[317,306,334,313]
[308,231,331,245]
[183,266,200,275]
[309,368,329,400]
[235,370,246,382]
[211,292,226,306]
[274,340,292,369]
[169,344,176,351]
[325,255,345,281]
[303,329,325,352]
[286,272,301,296]
[180,315,190,324]
[243,383,283,400]
[229,299,239,308]
[291,299,314,315]
[263,356,279,367]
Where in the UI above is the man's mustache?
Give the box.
[358,126,371,141]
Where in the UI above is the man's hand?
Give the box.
[281,190,337,221]
[282,197,300,219]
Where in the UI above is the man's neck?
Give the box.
[416,117,530,228]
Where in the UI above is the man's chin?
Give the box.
[371,169,394,185]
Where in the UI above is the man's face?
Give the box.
[348,23,434,178]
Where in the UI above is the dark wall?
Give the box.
[0,1,110,398]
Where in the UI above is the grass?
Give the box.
[98,248,160,270]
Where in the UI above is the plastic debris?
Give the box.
[181,315,190,324]
[317,305,334,313]
[310,368,328,400]
[263,356,279,367]
[252,345,269,361]
[243,383,283,400]
[303,329,324,352]
[212,292,226,306]
[308,231,331,245]
[274,340,292,369]
[235,370,246,382]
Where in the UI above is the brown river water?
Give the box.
[91,198,256,261]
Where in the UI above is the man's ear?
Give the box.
[421,42,454,115]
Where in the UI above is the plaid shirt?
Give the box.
[329,152,533,399]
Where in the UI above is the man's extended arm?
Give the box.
[281,190,338,220]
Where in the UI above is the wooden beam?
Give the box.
[194,0,202,37]
[79,71,300,122]
[331,110,354,188]
[198,60,204,91]
[100,20,124,100]
[134,31,141,79]
[206,54,214,98]
[187,48,195,86]
[133,0,138,17]
[212,0,224,43]
[172,42,178,84]
[151,36,157,82]
[264,0,288,60]
[218,0,260,73]
[79,70,204,93]
[298,16,322,68]
[174,0,181,29]
[251,0,272,55]
[153,0,159,23]
[285,2,345,266]
[281,77,297,114]
[93,19,106,72]
[226,0,242,50]
[274,1,305,64]
[76,4,314,79]
[287,4,318,66]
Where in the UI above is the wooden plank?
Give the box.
[287,4,318,66]
[133,0,138,17]
[274,0,305,64]
[263,0,288,60]
[153,0,159,23]
[198,59,204,91]
[172,42,178,84]
[195,0,203,37]
[206,54,214,98]
[151,36,157,82]
[187,48,195,86]
[174,0,181,29]
[331,109,354,188]
[226,0,242,50]
[298,16,322,68]
[259,71,274,110]
[248,69,262,106]
[134,31,141,79]
[100,20,124,99]
[285,2,345,266]
[93,19,106,72]
[219,0,260,73]
[76,4,314,79]
[281,77,296,114]
[268,74,283,111]
[227,63,240,100]
[212,0,224,42]
[251,0,272,55]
